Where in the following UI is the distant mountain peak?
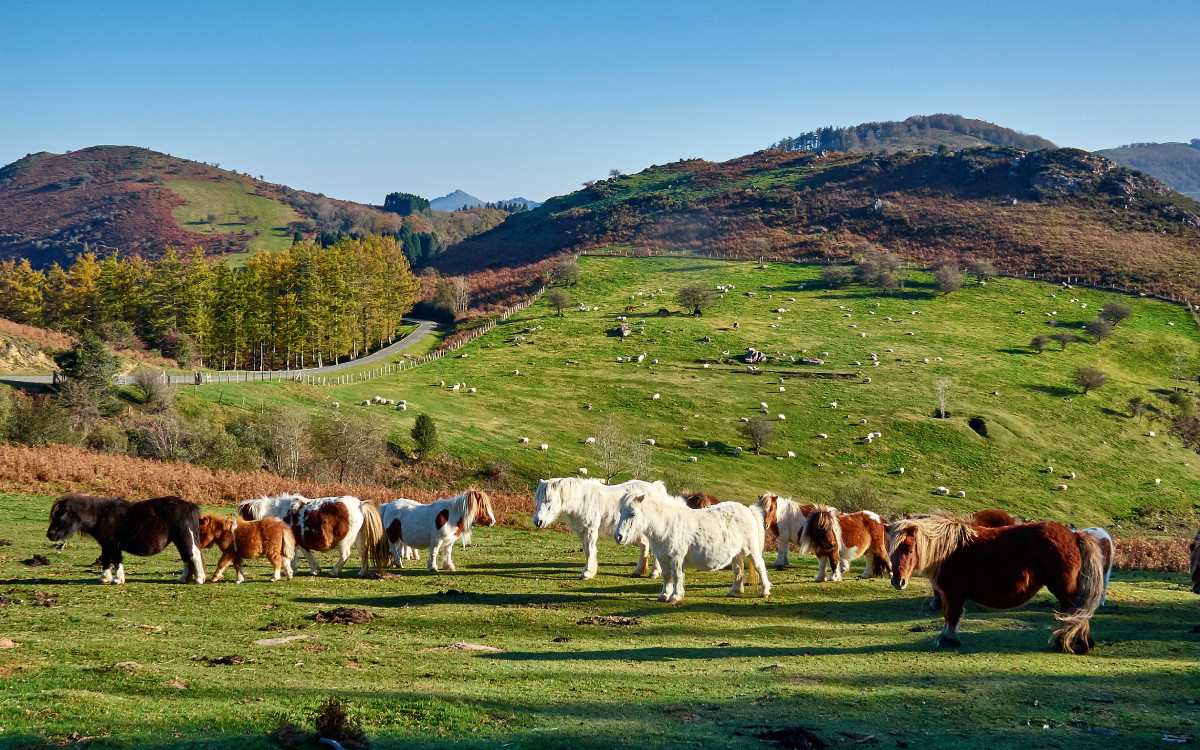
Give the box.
[430,190,484,212]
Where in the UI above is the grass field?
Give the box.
[0,492,1196,749]
[182,256,1200,531]
[166,179,300,253]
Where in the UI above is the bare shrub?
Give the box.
[934,263,964,295]
[6,393,78,447]
[1053,331,1080,350]
[592,417,631,483]
[1129,395,1147,419]
[741,414,776,454]
[831,477,893,516]
[308,411,386,483]
[820,265,854,288]
[140,413,183,461]
[1084,318,1114,341]
[134,368,176,412]
[1030,334,1051,353]
[934,378,951,418]
[967,259,997,281]
[1073,365,1107,395]
[262,406,307,479]
[1099,300,1133,324]
[313,697,368,749]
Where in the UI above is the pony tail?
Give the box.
[1052,532,1104,654]
[360,503,390,574]
[281,524,296,562]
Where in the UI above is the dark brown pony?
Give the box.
[1190,528,1200,595]
[799,505,890,581]
[889,517,1105,653]
[46,493,205,584]
[199,514,296,583]
[683,492,719,509]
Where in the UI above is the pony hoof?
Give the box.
[935,635,962,648]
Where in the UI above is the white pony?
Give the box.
[532,477,677,580]
[378,490,496,572]
[376,498,422,567]
[236,494,387,577]
[614,492,771,603]
[755,493,817,569]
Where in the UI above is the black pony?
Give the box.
[46,493,206,584]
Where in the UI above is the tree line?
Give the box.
[0,235,420,371]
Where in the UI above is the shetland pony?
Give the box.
[888,517,1106,653]
[683,492,720,509]
[237,494,387,577]
[199,514,296,582]
[532,477,676,580]
[376,497,424,567]
[614,493,770,603]
[798,505,890,581]
[378,490,496,572]
[1191,528,1200,595]
[756,493,816,569]
[46,493,205,585]
[967,508,1019,528]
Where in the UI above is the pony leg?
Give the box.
[356,529,370,578]
[269,553,282,582]
[389,541,403,568]
[428,540,442,572]
[815,556,828,582]
[657,563,672,602]
[213,551,235,581]
[830,552,844,582]
[935,594,964,648]
[284,554,294,580]
[750,550,772,598]
[302,549,320,576]
[329,540,353,577]
[667,564,686,603]
[860,553,876,579]
[728,555,746,597]
[580,528,599,580]
[648,553,663,580]
[113,562,126,585]
[234,560,246,584]
[631,539,650,577]
[771,545,789,570]
[442,541,456,572]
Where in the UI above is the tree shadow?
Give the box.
[1026,384,1075,398]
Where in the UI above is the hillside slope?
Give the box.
[0,146,399,266]
[435,147,1200,306]
[1097,140,1200,199]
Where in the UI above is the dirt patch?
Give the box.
[509,601,561,610]
[254,634,310,646]
[753,727,828,749]
[22,555,50,567]
[422,642,502,652]
[314,608,376,625]
[552,637,571,643]
[0,638,21,649]
[576,616,642,627]
[0,539,11,546]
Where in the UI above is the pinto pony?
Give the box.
[798,505,890,581]
[614,493,770,603]
[237,494,387,577]
[46,493,205,585]
[888,517,1106,653]
[756,493,815,569]
[532,477,675,580]
[199,514,296,582]
[378,490,496,572]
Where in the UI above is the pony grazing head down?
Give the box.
[198,514,236,548]
[888,516,978,590]
[47,494,90,542]
[1191,529,1200,595]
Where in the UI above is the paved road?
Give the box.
[0,319,438,386]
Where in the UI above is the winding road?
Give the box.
[0,319,438,387]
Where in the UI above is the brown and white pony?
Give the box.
[799,504,890,581]
[889,516,1106,653]
[46,493,205,585]
[1191,528,1200,595]
[237,494,388,577]
[683,492,720,509]
[755,493,816,569]
[378,490,496,572]
[199,514,296,583]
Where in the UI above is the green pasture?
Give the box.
[188,256,1200,529]
[0,492,1196,748]
[166,180,300,253]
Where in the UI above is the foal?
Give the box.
[199,514,296,583]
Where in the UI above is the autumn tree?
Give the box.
[934,264,964,295]
[741,414,776,454]
[547,288,569,316]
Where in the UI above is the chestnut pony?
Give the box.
[199,514,296,583]
[799,505,890,581]
[889,516,1105,653]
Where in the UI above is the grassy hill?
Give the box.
[770,114,1057,153]
[183,256,1200,531]
[435,147,1200,309]
[0,146,398,266]
[1097,140,1200,200]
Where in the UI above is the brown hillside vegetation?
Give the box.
[435,147,1200,308]
[0,443,529,522]
[0,146,396,266]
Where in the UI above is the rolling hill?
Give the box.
[1096,140,1200,199]
[435,146,1200,308]
[770,114,1057,154]
[0,146,399,266]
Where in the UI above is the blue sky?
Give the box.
[2,1,1197,204]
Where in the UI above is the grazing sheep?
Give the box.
[331,402,339,408]
[360,400,371,406]
[817,433,829,439]
[779,386,786,392]
[956,490,966,498]
[898,467,905,474]
[513,369,519,375]
[1046,467,1054,473]
[539,444,550,452]
[645,439,656,446]
[585,437,596,445]
[687,456,698,462]
[396,404,407,411]
[734,447,743,454]
[829,401,837,408]
[1057,484,1068,491]
[452,384,461,391]
[518,437,530,443]
[863,377,872,383]
[936,486,950,495]
[1154,478,1161,485]
[653,393,661,400]
[777,413,787,420]
[579,468,588,475]
[468,388,476,393]
[760,401,769,409]
[740,417,749,422]
[1148,431,1156,437]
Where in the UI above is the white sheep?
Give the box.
[734,447,743,454]
[863,377,872,383]
[1154,478,1161,485]
[452,384,461,391]
[740,417,750,422]
[936,486,949,495]
[1148,431,1156,437]
[1069,472,1076,479]
[513,369,519,375]
[760,401,769,409]
[578,468,588,475]
[817,433,829,439]
[829,401,837,408]
[864,436,873,444]
[898,467,905,474]
[687,456,698,462]
[395,404,407,411]
[518,437,530,443]
[651,358,659,364]
[360,400,371,406]
[777,414,786,421]
[585,437,596,445]
[468,388,477,393]
[652,393,661,400]
[439,380,445,386]
[779,386,786,392]
[787,451,795,458]
[645,439,656,446]
[539,443,549,452]
[1046,467,1054,473]
[956,490,966,498]
[1057,484,1068,491]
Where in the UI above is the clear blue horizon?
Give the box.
[3,1,1197,205]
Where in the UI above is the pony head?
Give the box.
[46,494,88,542]
[613,493,647,546]
[469,490,497,527]
[756,493,779,533]
[1191,529,1200,595]
[888,522,919,590]
[198,514,234,549]
[533,479,565,528]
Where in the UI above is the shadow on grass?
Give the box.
[1026,384,1076,398]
